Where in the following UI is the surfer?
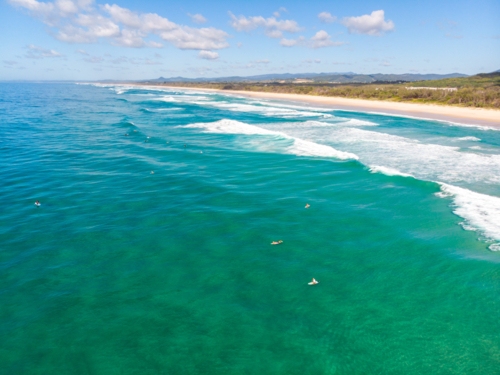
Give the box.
[271,240,283,245]
[35,201,40,206]
[308,278,319,285]
[305,203,310,208]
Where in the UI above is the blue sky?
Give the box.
[1,0,499,80]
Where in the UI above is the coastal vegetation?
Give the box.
[146,72,500,109]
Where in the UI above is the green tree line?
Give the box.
[145,72,500,109]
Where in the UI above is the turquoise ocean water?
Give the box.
[1,83,500,374]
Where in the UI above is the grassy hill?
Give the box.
[405,71,500,88]
[312,73,468,83]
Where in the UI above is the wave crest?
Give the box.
[437,183,500,251]
[182,119,359,160]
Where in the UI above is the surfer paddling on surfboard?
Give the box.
[305,203,310,208]
[34,201,41,207]
[308,278,319,285]
[271,240,283,245]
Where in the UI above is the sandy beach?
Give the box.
[121,83,500,126]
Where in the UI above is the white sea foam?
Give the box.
[436,183,500,251]
[458,136,481,141]
[369,166,415,178]
[143,107,183,112]
[253,100,334,112]
[349,110,500,132]
[182,119,358,160]
[188,101,334,118]
[297,126,500,186]
[338,119,378,126]
[150,95,210,103]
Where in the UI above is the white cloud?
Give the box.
[341,10,394,36]
[198,50,219,60]
[75,48,88,54]
[8,0,230,50]
[254,59,269,64]
[380,62,391,66]
[188,13,207,24]
[280,31,345,49]
[52,24,98,43]
[273,8,288,18]
[280,36,304,47]
[228,11,302,40]
[310,30,345,49]
[111,29,145,47]
[159,26,229,50]
[318,12,336,24]
[25,44,64,58]
[147,41,163,48]
[8,0,92,27]
[89,56,163,65]
[3,60,19,65]
[237,42,242,47]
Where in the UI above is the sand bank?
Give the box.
[122,84,500,126]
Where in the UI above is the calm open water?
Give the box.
[1,83,500,374]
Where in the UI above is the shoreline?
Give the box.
[111,83,500,126]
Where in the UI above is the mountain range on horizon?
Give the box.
[143,72,470,84]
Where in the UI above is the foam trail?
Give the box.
[359,110,500,132]
[338,119,378,126]
[436,183,500,251]
[369,166,415,178]
[182,119,358,160]
[457,136,481,141]
[310,126,500,186]
[253,100,335,112]
[190,101,334,118]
